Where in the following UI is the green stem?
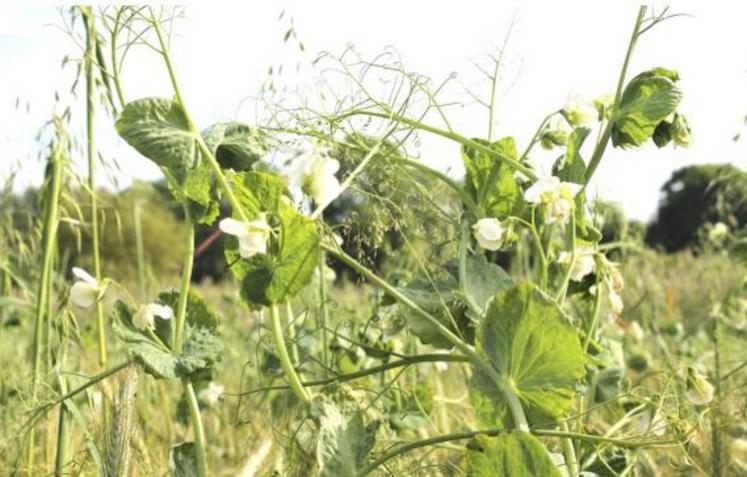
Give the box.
[20,360,132,438]
[270,303,311,404]
[133,196,147,298]
[583,6,646,186]
[53,373,70,477]
[173,207,194,354]
[241,353,469,396]
[82,6,107,367]
[285,302,300,365]
[458,224,481,317]
[322,243,529,431]
[582,279,604,353]
[183,380,208,477]
[561,422,579,477]
[28,122,65,475]
[339,109,537,181]
[318,249,329,376]
[356,427,677,476]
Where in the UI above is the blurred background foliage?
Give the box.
[5,162,747,286]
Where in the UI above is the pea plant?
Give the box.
[13,5,719,477]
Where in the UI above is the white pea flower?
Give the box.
[563,94,599,126]
[132,303,173,331]
[198,382,225,407]
[219,213,272,259]
[524,175,582,224]
[291,140,342,206]
[686,367,715,406]
[472,218,505,251]
[557,246,596,281]
[70,267,101,308]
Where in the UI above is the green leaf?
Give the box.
[116,98,198,170]
[169,442,198,477]
[117,98,220,223]
[611,68,683,148]
[314,399,377,477]
[224,172,320,309]
[552,127,590,184]
[470,283,586,427]
[202,122,267,171]
[462,255,514,318]
[183,161,219,225]
[466,432,562,477]
[388,257,512,348]
[111,296,222,380]
[461,137,524,218]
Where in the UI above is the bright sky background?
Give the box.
[1,1,746,221]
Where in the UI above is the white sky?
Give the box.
[1,1,746,221]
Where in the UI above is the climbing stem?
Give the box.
[173,207,194,354]
[270,303,311,404]
[81,6,107,367]
[583,6,646,186]
[183,381,208,477]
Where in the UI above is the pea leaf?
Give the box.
[117,98,219,223]
[111,297,222,380]
[470,283,585,427]
[461,137,523,218]
[169,442,198,477]
[116,98,198,170]
[552,127,590,185]
[466,432,561,477]
[314,399,378,477]
[202,122,267,171]
[611,68,683,148]
[462,254,514,318]
[224,172,319,308]
[388,257,513,348]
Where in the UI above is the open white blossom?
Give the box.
[290,141,342,206]
[198,382,225,407]
[558,246,596,281]
[132,303,174,331]
[524,176,582,224]
[70,267,100,308]
[563,94,599,126]
[219,214,272,259]
[686,367,715,405]
[472,218,505,251]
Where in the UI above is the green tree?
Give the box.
[646,164,747,252]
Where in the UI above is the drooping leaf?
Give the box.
[466,432,562,477]
[116,98,198,170]
[224,172,319,309]
[552,127,590,184]
[314,399,378,477]
[611,68,683,148]
[202,122,267,171]
[470,283,586,428]
[111,298,222,380]
[169,442,198,477]
[461,137,524,218]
